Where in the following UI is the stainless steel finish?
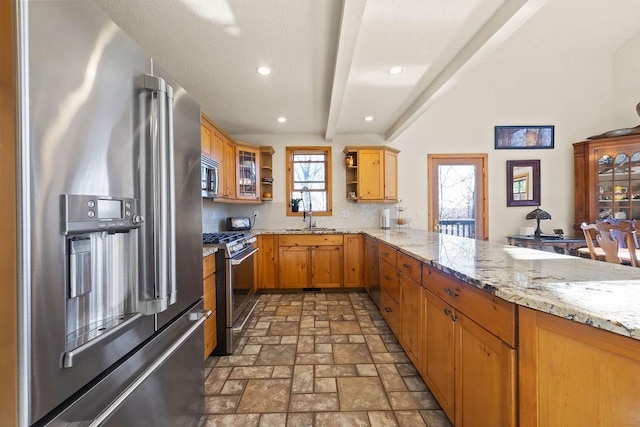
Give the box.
[201,155,220,198]
[230,247,259,265]
[88,310,210,427]
[17,2,204,425]
[45,302,207,427]
[63,313,143,368]
[69,238,92,298]
[16,1,31,424]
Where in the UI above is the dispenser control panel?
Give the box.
[61,194,143,234]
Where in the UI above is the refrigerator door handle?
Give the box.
[140,74,176,314]
[88,310,211,427]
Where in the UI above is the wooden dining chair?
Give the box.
[595,222,622,264]
[579,223,599,260]
[594,222,638,265]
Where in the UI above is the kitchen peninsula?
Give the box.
[255,228,640,426]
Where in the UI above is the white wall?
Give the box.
[613,30,640,127]
[204,0,640,240]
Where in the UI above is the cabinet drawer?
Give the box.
[380,257,399,303]
[203,253,215,278]
[380,288,399,336]
[397,251,421,284]
[422,265,516,347]
[278,234,343,246]
[378,242,396,266]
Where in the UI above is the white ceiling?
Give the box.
[94,0,640,141]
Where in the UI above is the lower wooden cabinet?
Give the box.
[399,265,422,370]
[343,234,363,287]
[277,234,343,288]
[519,306,640,427]
[380,288,399,336]
[422,266,517,426]
[257,235,278,288]
[202,253,217,359]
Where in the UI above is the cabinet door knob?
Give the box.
[385,307,392,313]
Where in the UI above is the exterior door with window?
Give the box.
[428,154,488,240]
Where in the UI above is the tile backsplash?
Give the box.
[202,199,391,232]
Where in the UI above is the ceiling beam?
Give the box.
[324,0,367,142]
[384,0,549,142]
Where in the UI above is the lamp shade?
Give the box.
[526,207,551,237]
[526,207,551,220]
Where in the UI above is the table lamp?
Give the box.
[526,207,551,238]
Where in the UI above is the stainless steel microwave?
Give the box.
[201,154,219,198]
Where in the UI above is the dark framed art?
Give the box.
[506,159,540,207]
[495,125,554,149]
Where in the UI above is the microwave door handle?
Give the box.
[212,167,219,194]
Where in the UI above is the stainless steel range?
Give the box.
[203,232,259,354]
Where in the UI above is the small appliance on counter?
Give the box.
[381,208,390,229]
[226,216,252,231]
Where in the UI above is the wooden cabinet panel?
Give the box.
[423,289,455,421]
[236,144,260,200]
[399,273,422,369]
[519,307,640,427]
[397,251,421,284]
[363,235,379,294]
[384,150,398,200]
[455,312,516,426]
[201,123,212,157]
[203,274,216,359]
[344,234,363,287]
[379,257,399,303]
[311,245,343,288]
[278,246,308,288]
[222,139,236,199]
[378,242,396,266]
[380,288,399,336]
[211,129,224,164]
[358,149,384,200]
[278,234,343,247]
[258,235,278,289]
[422,265,516,347]
[202,253,217,359]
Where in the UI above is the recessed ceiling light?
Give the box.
[257,66,272,75]
[388,66,404,75]
[277,117,287,123]
[364,116,374,122]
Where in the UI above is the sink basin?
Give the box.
[285,227,337,232]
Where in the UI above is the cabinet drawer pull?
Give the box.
[444,308,452,316]
[382,252,389,256]
[384,275,392,281]
[402,263,410,269]
[444,288,459,298]
[384,307,392,313]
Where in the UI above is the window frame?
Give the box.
[285,146,333,217]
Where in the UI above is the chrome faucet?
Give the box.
[301,186,315,230]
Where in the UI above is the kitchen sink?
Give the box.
[285,227,337,232]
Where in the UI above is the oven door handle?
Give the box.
[230,247,259,265]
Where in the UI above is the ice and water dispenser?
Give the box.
[61,194,143,352]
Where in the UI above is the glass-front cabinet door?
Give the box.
[236,145,260,200]
[596,149,640,221]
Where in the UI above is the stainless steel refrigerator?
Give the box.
[15,2,206,425]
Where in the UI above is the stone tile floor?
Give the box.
[203,292,452,427]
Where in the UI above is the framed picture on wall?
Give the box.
[495,125,554,149]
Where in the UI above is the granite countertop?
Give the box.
[254,228,359,235]
[202,247,218,257]
[360,228,640,341]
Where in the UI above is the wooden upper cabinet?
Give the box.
[344,146,400,202]
[573,134,640,231]
[211,129,224,165]
[222,138,236,199]
[235,144,260,201]
[200,122,212,157]
[384,150,398,200]
[359,150,384,200]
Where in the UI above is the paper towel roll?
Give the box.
[381,208,390,229]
